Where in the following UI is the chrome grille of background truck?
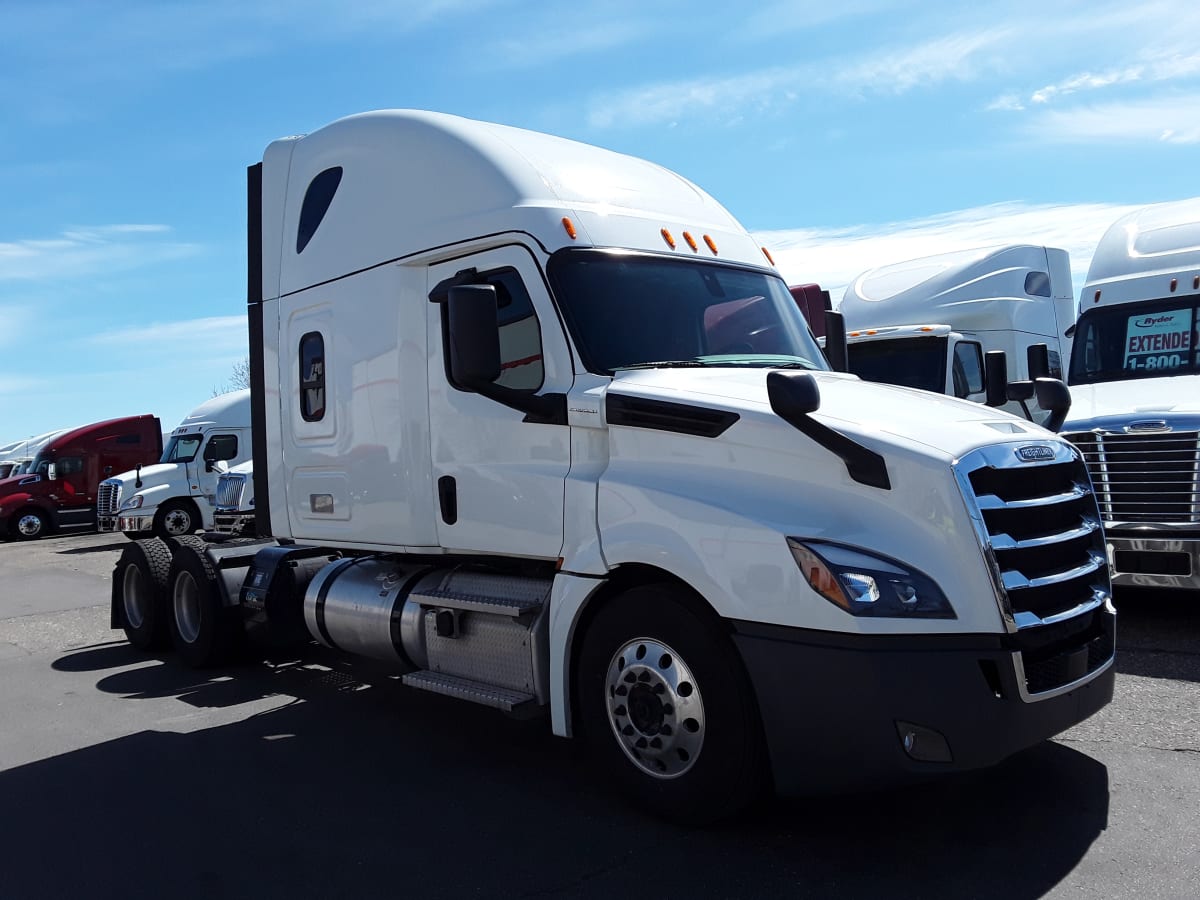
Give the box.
[215,474,246,511]
[96,480,121,517]
[1061,430,1200,526]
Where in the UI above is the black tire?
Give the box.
[153,500,198,539]
[113,538,172,650]
[576,584,767,824]
[9,507,50,541]
[167,540,240,667]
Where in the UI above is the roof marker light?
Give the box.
[703,234,718,254]
[1194,275,1199,290]
[562,217,577,240]
[761,246,776,266]
[661,228,676,249]
[1170,278,1178,292]
[683,231,699,251]
[1094,290,1101,303]
[919,326,934,332]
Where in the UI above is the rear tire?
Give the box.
[114,538,173,650]
[576,584,768,824]
[167,541,239,667]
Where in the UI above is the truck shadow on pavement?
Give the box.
[3,645,1113,900]
[54,540,131,555]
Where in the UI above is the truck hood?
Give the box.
[609,367,1050,461]
[1063,376,1200,431]
[106,462,185,491]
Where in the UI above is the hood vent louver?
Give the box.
[605,394,739,438]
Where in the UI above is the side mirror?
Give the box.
[984,351,1008,407]
[47,463,57,481]
[1034,378,1072,433]
[767,370,821,421]
[823,310,849,373]
[447,285,501,387]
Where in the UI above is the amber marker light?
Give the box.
[1094,290,1102,303]
[683,231,699,251]
[661,228,676,249]
[1170,278,1178,292]
[703,234,718,254]
[919,326,934,332]
[761,247,776,265]
[561,217,577,240]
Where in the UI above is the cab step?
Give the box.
[402,670,536,713]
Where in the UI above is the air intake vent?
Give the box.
[606,394,739,438]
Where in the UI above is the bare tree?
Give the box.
[212,356,251,396]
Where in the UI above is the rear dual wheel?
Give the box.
[168,540,241,667]
[113,538,173,650]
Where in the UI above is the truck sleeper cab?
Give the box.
[1063,198,1200,591]
[111,110,1114,822]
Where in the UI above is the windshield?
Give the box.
[847,337,948,394]
[1069,297,1199,385]
[546,250,827,373]
[161,433,202,463]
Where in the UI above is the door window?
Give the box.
[203,434,239,464]
[952,341,984,397]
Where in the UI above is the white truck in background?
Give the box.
[108,110,1113,822]
[0,429,71,479]
[97,390,252,539]
[1062,197,1200,592]
[839,245,1076,412]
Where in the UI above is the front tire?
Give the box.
[167,541,239,667]
[153,500,197,539]
[9,507,49,541]
[576,584,767,824]
[113,538,172,650]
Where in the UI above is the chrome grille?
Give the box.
[1062,430,1200,525]
[215,473,247,511]
[956,443,1110,628]
[97,480,121,516]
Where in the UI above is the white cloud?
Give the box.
[490,21,647,70]
[588,27,1006,127]
[987,94,1025,112]
[0,225,200,282]
[90,315,248,355]
[1032,94,1200,144]
[753,199,1156,302]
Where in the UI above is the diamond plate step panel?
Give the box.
[402,670,536,712]
[410,588,543,617]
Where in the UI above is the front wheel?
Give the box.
[576,584,767,824]
[153,500,197,539]
[9,508,49,541]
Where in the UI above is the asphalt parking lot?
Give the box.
[1,531,1197,899]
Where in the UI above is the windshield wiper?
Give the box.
[614,360,709,370]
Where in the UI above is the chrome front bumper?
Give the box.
[116,514,155,533]
[1107,534,1200,590]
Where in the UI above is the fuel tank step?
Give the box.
[409,587,545,617]
[402,670,536,712]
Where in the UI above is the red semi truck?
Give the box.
[0,415,162,540]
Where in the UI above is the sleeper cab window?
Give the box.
[296,167,343,254]
[299,332,326,421]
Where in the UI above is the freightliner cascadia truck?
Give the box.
[97,390,251,539]
[0,416,161,540]
[1062,198,1200,592]
[839,245,1075,408]
[110,110,1115,822]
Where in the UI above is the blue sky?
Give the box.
[2,0,1198,442]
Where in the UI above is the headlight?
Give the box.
[120,495,144,511]
[787,538,955,619]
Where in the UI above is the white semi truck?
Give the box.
[840,245,1076,409]
[97,390,252,539]
[1062,198,1200,592]
[109,110,1114,822]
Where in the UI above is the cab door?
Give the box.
[426,245,573,558]
[198,432,243,505]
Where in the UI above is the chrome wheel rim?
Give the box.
[123,564,148,629]
[162,508,192,536]
[173,571,202,644]
[16,514,43,537]
[605,638,705,779]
